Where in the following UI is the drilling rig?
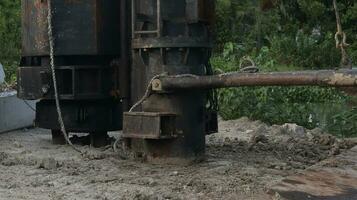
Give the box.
[18,0,357,161]
[18,0,130,147]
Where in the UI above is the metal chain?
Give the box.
[333,0,352,69]
[47,0,82,153]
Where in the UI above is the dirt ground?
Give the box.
[0,117,356,200]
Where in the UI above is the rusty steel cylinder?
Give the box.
[127,0,216,159]
[21,0,121,57]
[17,0,130,146]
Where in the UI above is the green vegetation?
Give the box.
[0,1,20,83]
[215,0,357,68]
[213,0,357,137]
[0,0,356,136]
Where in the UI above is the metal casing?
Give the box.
[127,0,217,158]
[18,0,130,136]
[21,0,121,56]
[36,100,122,132]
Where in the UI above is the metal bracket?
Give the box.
[123,112,177,139]
[132,0,161,38]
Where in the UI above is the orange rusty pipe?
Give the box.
[153,69,357,91]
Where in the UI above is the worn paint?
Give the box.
[18,0,128,140]
[327,73,357,85]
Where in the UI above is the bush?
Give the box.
[216,86,355,135]
[212,0,357,137]
[211,53,356,137]
[0,1,21,83]
[267,32,340,69]
[215,0,357,69]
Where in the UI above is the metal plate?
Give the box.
[123,112,177,139]
[18,65,113,100]
[205,110,218,135]
[21,0,121,56]
[132,37,212,49]
[36,100,122,132]
[17,66,49,100]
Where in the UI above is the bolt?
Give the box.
[154,82,160,88]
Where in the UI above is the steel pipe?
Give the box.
[153,70,357,91]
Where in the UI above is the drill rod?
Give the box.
[152,69,357,91]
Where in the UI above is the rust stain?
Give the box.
[34,0,46,9]
[328,73,357,86]
[34,1,48,52]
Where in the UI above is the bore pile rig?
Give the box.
[18,0,357,160]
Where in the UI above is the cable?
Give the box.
[333,0,352,69]
[23,100,36,112]
[239,56,260,73]
[113,75,162,152]
[113,73,200,152]
[47,0,82,153]
[128,75,162,112]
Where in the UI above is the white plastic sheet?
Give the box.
[0,63,5,84]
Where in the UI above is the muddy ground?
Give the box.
[0,117,356,200]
